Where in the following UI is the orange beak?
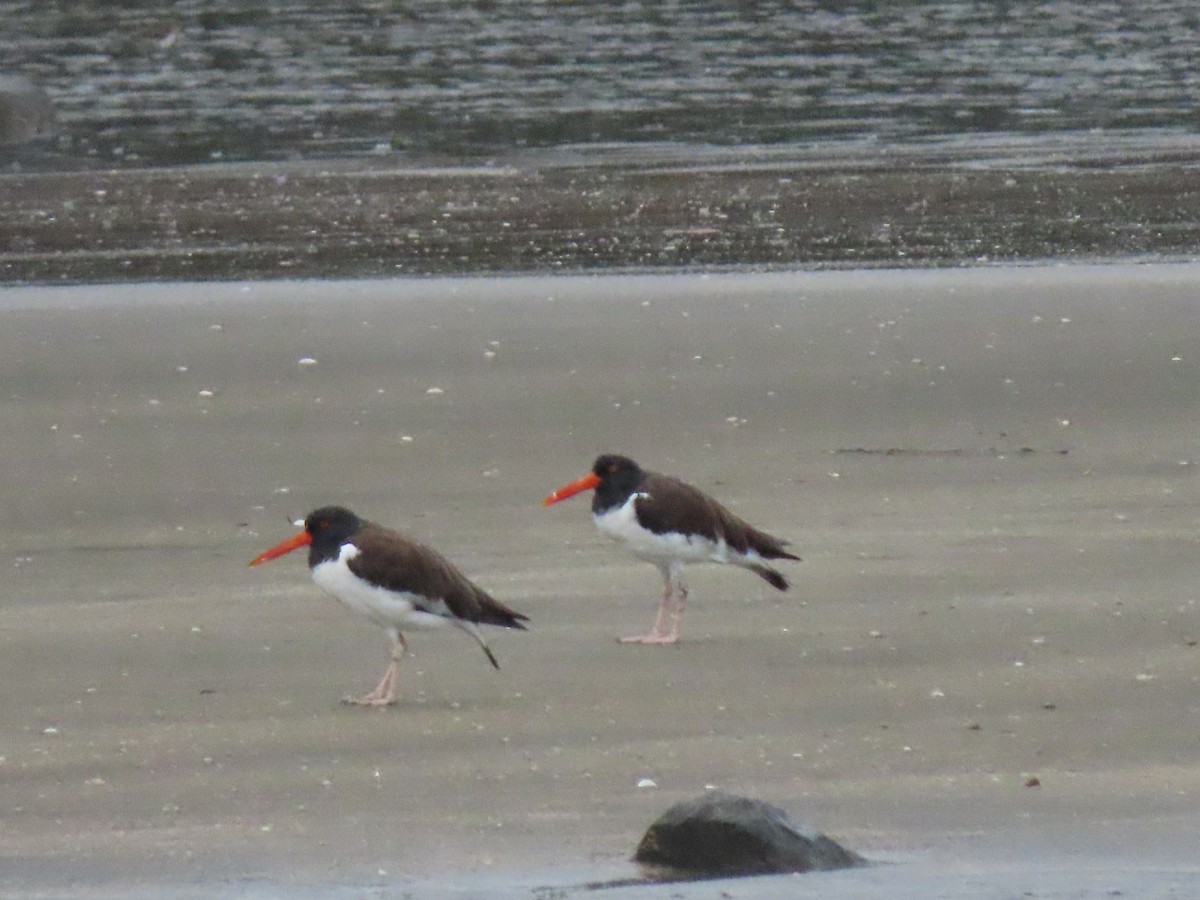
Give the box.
[248,530,312,566]
[543,471,601,506]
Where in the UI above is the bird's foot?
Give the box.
[340,692,397,708]
[343,662,399,707]
[619,632,679,645]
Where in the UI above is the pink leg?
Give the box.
[620,568,686,645]
[343,632,406,707]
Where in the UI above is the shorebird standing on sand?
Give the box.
[543,454,799,644]
[250,505,528,706]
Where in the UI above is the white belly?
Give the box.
[593,493,729,566]
[311,543,451,631]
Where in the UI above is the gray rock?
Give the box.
[0,75,56,144]
[634,792,867,881]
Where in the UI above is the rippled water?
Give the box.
[4,1,1200,169]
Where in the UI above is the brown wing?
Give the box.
[349,522,528,629]
[636,472,799,562]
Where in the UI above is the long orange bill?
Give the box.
[249,530,312,566]
[543,471,601,506]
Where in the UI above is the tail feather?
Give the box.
[456,619,507,669]
[481,643,501,669]
[750,563,791,591]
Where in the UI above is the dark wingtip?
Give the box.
[483,644,501,669]
[748,528,801,563]
[498,611,530,631]
[764,539,801,563]
[480,594,530,631]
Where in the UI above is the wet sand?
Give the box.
[2,265,1199,897]
[6,154,1200,284]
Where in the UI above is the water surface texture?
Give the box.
[5,1,1200,167]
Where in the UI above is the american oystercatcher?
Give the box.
[543,454,799,644]
[249,505,528,706]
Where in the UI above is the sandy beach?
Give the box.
[2,265,1199,897]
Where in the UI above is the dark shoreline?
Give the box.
[3,147,1200,285]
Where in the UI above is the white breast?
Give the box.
[593,492,728,566]
[311,543,451,631]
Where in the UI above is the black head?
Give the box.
[304,505,363,563]
[249,504,365,569]
[590,454,646,512]
[592,453,643,480]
